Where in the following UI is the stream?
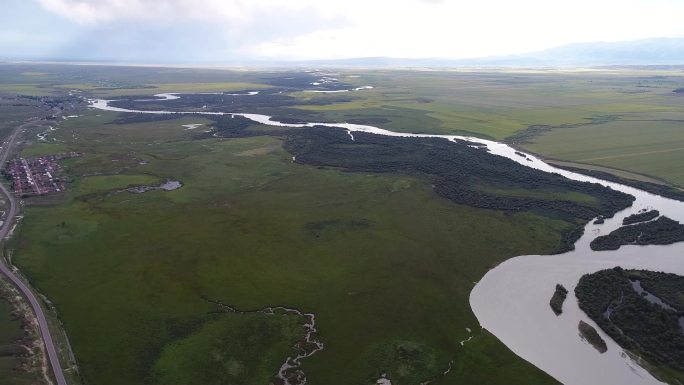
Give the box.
[89,92,684,385]
[205,299,323,385]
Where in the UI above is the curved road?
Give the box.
[0,119,68,385]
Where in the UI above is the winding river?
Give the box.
[89,92,684,385]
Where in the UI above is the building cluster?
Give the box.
[6,153,80,197]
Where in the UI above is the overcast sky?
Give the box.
[2,0,684,63]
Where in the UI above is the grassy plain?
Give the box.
[290,70,684,188]
[152,313,305,385]
[0,81,270,98]
[291,70,683,139]
[0,63,271,97]
[11,106,571,385]
[524,117,684,187]
[5,63,684,385]
[4,63,684,190]
[55,82,271,97]
[0,97,47,139]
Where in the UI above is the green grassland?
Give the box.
[290,70,684,139]
[55,82,272,97]
[0,63,272,97]
[0,84,56,97]
[288,70,684,188]
[5,64,684,384]
[10,107,573,385]
[4,63,684,191]
[0,81,270,98]
[152,312,305,385]
[0,97,48,139]
[523,116,684,187]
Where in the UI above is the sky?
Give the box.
[2,0,684,63]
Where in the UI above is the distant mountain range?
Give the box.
[295,38,684,68]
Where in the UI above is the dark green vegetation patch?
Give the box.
[362,340,441,385]
[636,271,684,310]
[590,216,684,251]
[549,284,568,315]
[575,268,684,383]
[577,320,607,353]
[623,210,660,225]
[550,165,684,202]
[151,312,304,385]
[285,127,633,253]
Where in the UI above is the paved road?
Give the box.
[0,119,68,385]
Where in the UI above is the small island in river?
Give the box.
[577,320,607,353]
[575,268,684,384]
[549,284,568,315]
[590,216,684,251]
[623,209,660,225]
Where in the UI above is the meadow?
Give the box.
[0,64,273,97]
[4,64,684,191]
[9,105,580,385]
[3,63,684,385]
[290,69,684,188]
[524,117,684,187]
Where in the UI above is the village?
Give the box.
[5,153,80,197]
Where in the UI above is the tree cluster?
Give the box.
[284,128,634,253]
[576,268,684,371]
[590,216,684,251]
[578,320,607,353]
[548,165,684,202]
[623,210,660,225]
[550,284,569,315]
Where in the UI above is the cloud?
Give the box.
[36,0,341,25]
[252,0,684,59]
[31,0,352,62]
[18,0,684,62]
